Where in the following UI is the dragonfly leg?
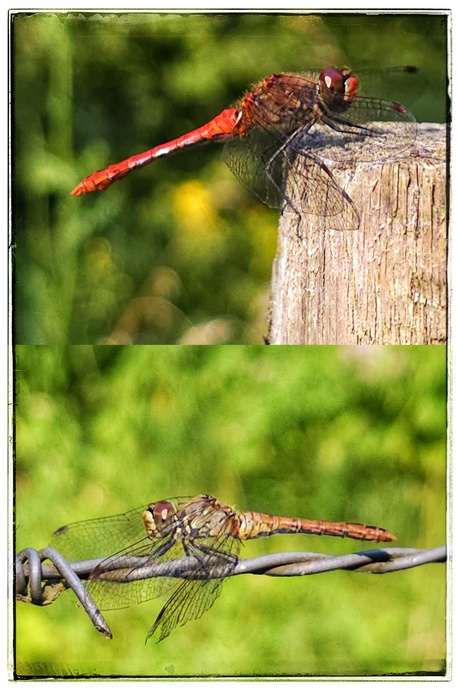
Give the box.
[181,540,238,579]
[145,535,177,559]
[264,131,358,237]
[263,129,306,237]
[193,542,238,565]
[321,111,380,137]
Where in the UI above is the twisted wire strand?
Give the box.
[16,544,446,638]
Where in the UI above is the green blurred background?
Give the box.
[15,345,447,677]
[12,12,448,344]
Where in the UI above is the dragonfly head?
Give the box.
[317,68,359,113]
[142,500,176,537]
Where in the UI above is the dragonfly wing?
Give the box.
[286,153,360,231]
[318,96,417,164]
[50,506,149,561]
[223,127,360,229]
[86,570,178,611]
[146,577,224,643]
[223,129,285,209]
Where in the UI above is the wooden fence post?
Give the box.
[268,124,447,345]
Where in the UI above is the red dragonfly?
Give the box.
[71,68,416,230]
[52,494,396,642]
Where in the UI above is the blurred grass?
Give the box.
[14,345,447,677]
[12,11,448,344]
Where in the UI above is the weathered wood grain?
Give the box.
[269,123,447,344]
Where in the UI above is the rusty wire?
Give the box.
[15,544,447,639]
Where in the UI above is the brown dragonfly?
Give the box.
[52,494,396,642]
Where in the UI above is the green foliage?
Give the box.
[15,345,447,677]
[13,12,448,343]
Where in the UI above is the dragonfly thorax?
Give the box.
[235,73,319,136]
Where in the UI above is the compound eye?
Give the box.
[320,68,346,95]
[152,501,175,529]
[344,75,359,101]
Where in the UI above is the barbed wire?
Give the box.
[16,544,446,639]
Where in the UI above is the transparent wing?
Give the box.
[285,153,360,231]
[146,578,225,643]
[85,535,192,610]
[316,95,417,164]
[223,130,360,230]
[50,497,195,560]
[223,129,286,209]
[50,505,151,561]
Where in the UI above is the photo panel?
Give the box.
[14,345,447,678]
[12,11,448,345]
